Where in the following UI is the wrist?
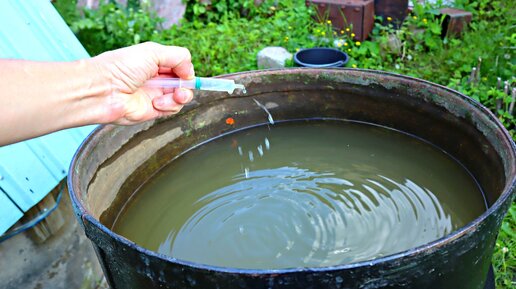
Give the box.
[70,58,119,125]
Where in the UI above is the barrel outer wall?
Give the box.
[80,199,512,289]
[68,69,516,289]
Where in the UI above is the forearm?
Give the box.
[0,42,194,146]
[0,59,110,145]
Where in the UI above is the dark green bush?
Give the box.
[60,1,163,55]
[182,0,276,23]
[54,0,514,137]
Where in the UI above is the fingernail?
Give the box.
[177,88,192,104]
[154,96,170,108]
[189,66,195,78]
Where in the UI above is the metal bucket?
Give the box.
[68,69,515,289]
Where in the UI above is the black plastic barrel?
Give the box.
[294,48,349,68]
[69,69,515,289]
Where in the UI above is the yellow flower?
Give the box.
[269,6,276,11]
[288,26,292,30]
[413,16,417,20]
[352,64,357,68]
[345,27,350,32]
[423,18,428,23]
[344,42,348,46]
[316,29,320,33]
[340,30,344,34]
[387,16,392,21]
[355,41,361,46]
[333,31,337,35]
[347,48,351,52]
[322,31,326,36]
[351,33,356,38]
[337,43,342,47]
[327,20,332,24]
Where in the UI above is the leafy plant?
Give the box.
[182,0,277,23]
[67,2,163,55]
[158,1,318,75]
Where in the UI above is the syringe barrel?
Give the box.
[198,77,237,93]
[144,78,196,89]
[145,77,239,93]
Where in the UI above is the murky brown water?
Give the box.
[113,120,486,269]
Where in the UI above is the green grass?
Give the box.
[493,203,515,288]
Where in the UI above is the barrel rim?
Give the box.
[68,68,516,274]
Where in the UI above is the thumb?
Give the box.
[152,94,184,113]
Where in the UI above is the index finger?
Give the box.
[146,42,195,79]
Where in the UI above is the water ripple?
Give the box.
[158,166,453,269]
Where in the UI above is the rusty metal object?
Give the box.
[440,8,473,38]
[374,0,408,27]
[307,0,375,41]
[69,69,515,289]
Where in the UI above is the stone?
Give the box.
[151,0,185,29]
[257,46,292,69]
[386,33,402,55]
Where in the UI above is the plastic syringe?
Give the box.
[144,77,246,94]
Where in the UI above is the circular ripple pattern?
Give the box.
[114,120,485,270]
[158,166,453,269]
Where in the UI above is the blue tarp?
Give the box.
[0,0,95,234]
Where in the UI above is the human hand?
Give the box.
[91,42,195,125]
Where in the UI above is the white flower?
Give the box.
[333,39,346,47]
[395,64,400,69]
[407,55,413,61]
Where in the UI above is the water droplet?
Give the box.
[253,98,275,125]
[267,114,275,125]
[244,168,249,178]
[333,247,351,254]
[248,151,254,162]
[286,240,294,250]
[237,146,243,156]
[257,145,264,156]
[265,137,270,150]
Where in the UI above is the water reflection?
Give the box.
[158,167,453,269]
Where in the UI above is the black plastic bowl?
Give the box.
[294,47,349,68]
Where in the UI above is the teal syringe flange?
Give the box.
[145,77,245,94]
[195,77,201,90]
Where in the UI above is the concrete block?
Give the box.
[0,184,103,289]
